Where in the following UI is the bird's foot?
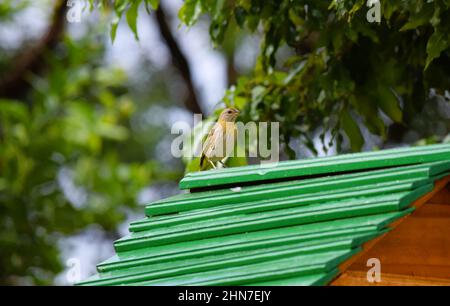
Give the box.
[209,160,217,169]
[219,161,227,168]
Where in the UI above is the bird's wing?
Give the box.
[224,123,237,157]
[200,123,219,168]
[202,123,223,158]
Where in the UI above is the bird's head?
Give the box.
[218,107,240,122]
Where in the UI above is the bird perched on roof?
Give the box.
[200,107,240,170]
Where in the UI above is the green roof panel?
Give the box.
[248,268,340,286]
[79,233,379,286]
[179,143,450,190]
[148,161,450,216]
[129,249,359,286]
[96,210,410,274]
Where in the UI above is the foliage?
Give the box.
[101,0,159,41]
[0,0,29,19]
[0,28,177,284]
[186,0,450,155]
[110,0,450,156]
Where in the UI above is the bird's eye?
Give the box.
[227,110,232,114]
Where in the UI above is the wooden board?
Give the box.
[428,182,450,205]
[331,203,450,285]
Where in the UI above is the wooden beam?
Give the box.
[332,271,450,286]
[428,182,450,205]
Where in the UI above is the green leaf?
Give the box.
[209,1,231,44]
[234,6,246,27]
[178,0,202,26]
[126,0,142,40]
[425,29,449,69]
[376,86,403,123]
[246,14,260,32]
[146,0,159,10]
[88,0,95,10]
[98,122,129,141]
[0,99,29,122]
[114,0,128,12]
[283,61,306,85]
[351,95,386,138]
[400,3,434,31]
[348,0,365,18]
[110,17,120,43]
[110,0,128,43]
[340,110,364,152]
[234,96,247,109]
[251,85,266,103]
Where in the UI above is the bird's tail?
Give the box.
[200,154,206,170]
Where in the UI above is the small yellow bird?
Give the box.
[200,107,240,170]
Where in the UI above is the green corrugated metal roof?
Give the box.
[78,144,450,286]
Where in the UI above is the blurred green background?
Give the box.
[0,0,449,285]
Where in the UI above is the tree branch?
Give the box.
[226,54,237,86]
[154,5,204,116]
[0,0,67,99]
